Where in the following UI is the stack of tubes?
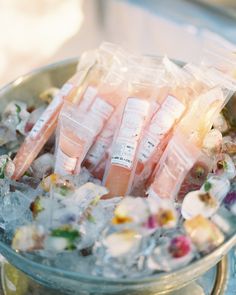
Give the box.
[12,42,236,202]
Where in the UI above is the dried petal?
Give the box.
[12,224,45,251]
[214,153,236,180]
[112,197,149,226]
[39,87,59,104]
[184,215,224,253]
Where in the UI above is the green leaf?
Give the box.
[51,226,80,250]
[87,213,96,223]
[51,226,80,243]
[204,181,212,192]
[0,158,7,179]
[15,104,21,114]
[24,171,31,177]
[90,195,101,206]
[59,185,70,196]
[15,104,22,123]
[223,160,228,170]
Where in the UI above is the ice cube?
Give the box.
[112,196,149,226]
[181,190,219,220]
[93,226,155,278]
[78,201,117,250]
[200,175,230,202]
[0,191,32,223]
[12,224,45,251]
[213,153,236,180]
[44,225,80,252]
[202,129,222,156]
[31,153,54,179]
[184,215,224,253]
[71,167,91,187]
[0,179,10,196]
[147,235,195,272]
[0,124,16,146]
[2,101,30,135]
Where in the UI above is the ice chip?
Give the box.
[0,155,15,179]
[71,167,91,187]
[62,182,108,211]
[0,190,32,223]
[0,124,16,146]
[41,174,75,196]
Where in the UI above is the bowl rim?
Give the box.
[0,57,235,285]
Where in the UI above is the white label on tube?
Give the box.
[55,148,77,175]
[29,94,63,139]
[111,98,149,169]
[86,141,107,165]
[138,95,185,163]
[90,97,114,120]
[78,86,98,112]
[81,97,114,137]
[86,115,117,165]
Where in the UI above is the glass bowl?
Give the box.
[0,58,235,295]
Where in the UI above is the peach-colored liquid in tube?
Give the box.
[132,67,216,196]
[55,69,127,176]
[131,85,193,196]
[12,49,116,180]
[12,71,87,180]
[103,68,160,198]
[135,86,187,174]
[83,106,121,171]
[148,86,229,201]
[104,97,151,198]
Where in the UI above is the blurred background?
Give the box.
[0,0,236,86]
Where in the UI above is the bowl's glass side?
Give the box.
[0,234,235,295]
[0,58,235,295]
[0,58,78,110]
